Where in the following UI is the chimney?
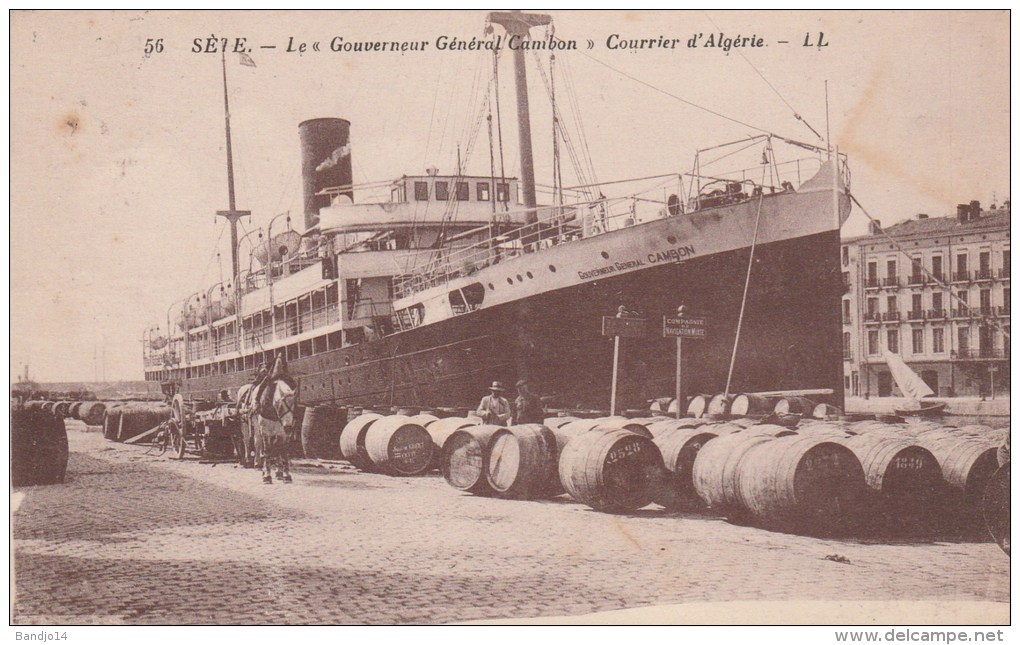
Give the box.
[957,204,970,222]
[969,200,982,220]
[916,213,929,220]
[869,220,882,235]
[1004,199,1011,211]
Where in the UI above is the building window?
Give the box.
[477,182,491,201]
[456,181,469,201]
[912,328,924,354]
[887,260,897,281]
[496,182,510,202]
[843,331,851,357]
[867,297,879,315]
[1003,250,1010,272]
[842,299,851,319]
[932,327,944,353]
[958,326,970,352]
[852,371,859,396]
[980,251,991,274]
[868,330,879,355]
[887,329,899,353]
[932,291,943,312]
[911,257,923,282]
[886,295,897,313]
[435,181,449,201]
[912,293,922,312]
[956,253,968,274]
[932,255,943,280]
[980,289,991,312]
[1005,326,1010,355]
[842,247,849,266]
[1004,287,1010,308]
[414,181,429,201]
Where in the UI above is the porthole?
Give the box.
[516,274,524,282]
[667,235,677,244]
[488,283,495,290]
[549,265,557,272]
[601,251,610,259]
[507,277,514,285]
[526,271,534,279]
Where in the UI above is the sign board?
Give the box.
[663,316,708,339]
[602,316,647,338]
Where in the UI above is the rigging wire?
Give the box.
[701,12,825,142]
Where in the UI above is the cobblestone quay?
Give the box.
[12,424,1008,624]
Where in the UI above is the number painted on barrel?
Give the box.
[606,441,644,464]
[891,456,926,470]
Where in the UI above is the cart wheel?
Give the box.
[171,395,189,459]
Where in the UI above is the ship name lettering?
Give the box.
[331,37,430,53]
[577,265,617,280]
[508,34,576,51]
[436,35,500,51]
[647,244,696,264]
[614,259,644,271]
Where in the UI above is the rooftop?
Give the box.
[845,205,1010,243]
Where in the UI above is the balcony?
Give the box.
[952,270,971,282]
[951,308,971,319]
[999,268,1011,280]
[976,306,996,317]
[953,348,1010,360]
[882,277,900,287]
[842,315,853,325]
[864,312,882,324]
[975,269,995,281]
[998,305,1011,317]
[865,277,881,289]
[906,309,926,321]
[882,311,901,322]
[931,271,946,283]
[928,308,948,319]
[907,274,926,286]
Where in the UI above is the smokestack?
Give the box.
[299,118,352,231]
[916,213,928,220]
[868,220,882,235]
[969,200,982,220]
[957,204,970,222]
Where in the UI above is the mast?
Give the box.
[489,10,551,224]
[216,51,250,284]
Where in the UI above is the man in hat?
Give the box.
[475,381,511,425]
[512,379,544,425]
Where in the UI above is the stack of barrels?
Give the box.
[12,403,69,486]
[106,403,171,442]
[339,413,434,476]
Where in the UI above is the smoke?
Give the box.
[316,143,351,172]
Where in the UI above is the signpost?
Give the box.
[602,307,646,416]
[662,307,708,418]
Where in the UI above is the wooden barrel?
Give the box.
[69,401,84,420]
[736,435,866,533]
[441,424,503,494]
[982,463,1010,556]
[916,435,999,501]
[548,418,652,454]
[54,401,72,418]
[11,406,68,486]
[774,396,816,415]
[78,401,107,426]
[24,401,47,413]
[653,427,720,510]
[300,405,334,458]
[408,413,440,428]
[486,424,561,499]
[812,403,843,419]
[102,405,125,441]
[706,394,734,417]
[686,395,710,418]
[595,417,653,436]
[118,404,171,441]
[558,429,665,512]
[837,433,942,531]
[646,417,706,436]
[997,433,1010,467]
[425,417,481,462]
[339,413,382,471]
[692,428,785,511]
[543,416,578,430]
[363,415,433,476]
[730,394,780,417]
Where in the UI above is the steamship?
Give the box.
[142,11,852,411]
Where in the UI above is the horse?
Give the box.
[248,358,298,484]
[234,383,258,469]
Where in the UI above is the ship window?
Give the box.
[435,181,449,201]
[456,182,469,201]
[300,340,313,358]
[507,277,514,285]
[497,183,510,202]
[414,181,429,201]
[549,265,556,272]
[462,283,485,308]
[287,344,299,361]
[477,182,490,201]
[327,331,342,350]
[488,283,495,290]
[345,327,366,345]
[314,335,327,355]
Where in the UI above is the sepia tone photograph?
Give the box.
[9,9,1010,630]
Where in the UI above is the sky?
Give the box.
[10,10,1010,382]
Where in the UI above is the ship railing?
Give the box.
[393,197,660,299]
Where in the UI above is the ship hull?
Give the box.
[177,228,844,411]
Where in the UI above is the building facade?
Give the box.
[842,201,1010,398]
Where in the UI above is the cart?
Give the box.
[161,393,241,460]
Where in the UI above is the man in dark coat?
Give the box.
[512,379,544,425]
